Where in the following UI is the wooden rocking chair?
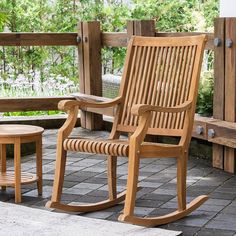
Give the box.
[46,35,208,227]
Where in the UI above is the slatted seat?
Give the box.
[47,35,208,227]
[63,138,129,156]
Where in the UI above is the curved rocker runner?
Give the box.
[46,34,208,227]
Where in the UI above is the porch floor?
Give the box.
[2,128,236,236]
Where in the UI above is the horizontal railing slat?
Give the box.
[0,96,74,112]
[0,32,214,49]
[102,32,128,47]
[0,33,78,46]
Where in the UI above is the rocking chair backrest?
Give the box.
[115,35,206,137]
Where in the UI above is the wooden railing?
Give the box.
[0,19,236,173]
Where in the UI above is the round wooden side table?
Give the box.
[0,124,44,203]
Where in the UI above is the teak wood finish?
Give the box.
[0,125,44,203]
[47,35,208,226]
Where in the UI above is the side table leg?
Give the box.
[14,138,21,203]
[36,136,42,196]
[0,144,6,191]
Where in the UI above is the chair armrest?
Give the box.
[131,101,192,116]
[58,95,122,111]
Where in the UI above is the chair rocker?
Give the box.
[46,35,208,227]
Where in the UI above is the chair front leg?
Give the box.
[121,140,140,218]
[108,155,117,200]
[120,111,151,218]
[47,103,78,205]
[51,141,67,203]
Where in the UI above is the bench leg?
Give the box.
[36,136,43,196]
[0,144,6,191]
[14,138,21,203]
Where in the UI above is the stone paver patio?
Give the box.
[1,128,236,236]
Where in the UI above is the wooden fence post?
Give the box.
[127,20,156,38]
[224,18,236,173]
[78,21,103,130]
[213,18,225,169]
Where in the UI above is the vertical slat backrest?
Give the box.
[115,35,206,136]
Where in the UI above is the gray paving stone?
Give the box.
[140,164,169,173]
[144,175,175,183]
[83,166,106,172]
[72,182,104,190]
[65,165,86,172]
[203,198,231,206]
[99,185,126,192]
[153,188,177,195]
[73,171,99,178]
[173,210,217,227]
[64,174,89,182]
[106,212,121,221]
[136,187,157,198]
[87,189,109,198]
[27,186,52,198]
[65,187,93,195]
[136,198,164,209]
[205,218,236,231]
[84,177,107,185]
[138,181,163,188]
[228,200,236,207]
[74,158,104,167]
[197,203,226,212]
[60,193,82,202]
[71,195,105,203]
[133,206,156,216]
[215,186,236,193]
[3,128,236,235]
[103,204,124,213]
[141,193,175,202]
[196,228,235,236]
[210,191,236,200]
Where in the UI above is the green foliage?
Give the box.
[131,0,197,32]
[197,71,214,116]
[4,110,64,116]
[202,0,219,31]
[0,0,218,116]
[0,12,8,32]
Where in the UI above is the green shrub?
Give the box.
[196,71,214,116]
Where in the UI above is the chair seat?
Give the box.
[64,138,182,158]
[63,138,129,157]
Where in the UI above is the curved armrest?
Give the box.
[131,101,192,116]
[57,96,122,139]
[58,96,122,111]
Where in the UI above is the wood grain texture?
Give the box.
[0,96,74,112]
[0,33,77,46]
[0,32,212,49]
[102,32,128,47]
[48,34,207,226]
[79,21,103,130]
[224,18,236,173]
[0,125,43,203]
[212,18,225,170]
[156,32,213,50]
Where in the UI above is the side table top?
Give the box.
[0,125,44,137]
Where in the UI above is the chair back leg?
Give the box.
[108,155,117,200]
[177,152,187,211]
